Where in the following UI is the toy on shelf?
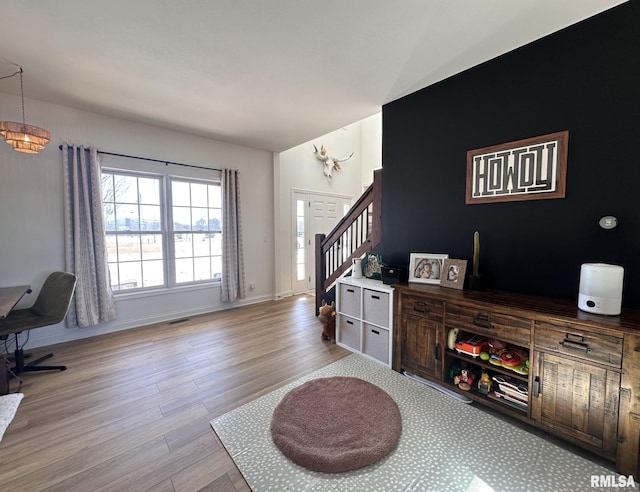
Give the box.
[477,372,493,395]
[455,333,489,358]
[454,368,476,391]
[488,338,506,354]
[447,328,459,350]
[488,348,530,375]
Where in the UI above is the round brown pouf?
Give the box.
[270,376,401,473]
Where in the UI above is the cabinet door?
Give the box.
[618,333,640,477]
[401,313,442,380]
[531,351,620,457]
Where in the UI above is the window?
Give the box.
[102,171,222,292]
[171,179,222,283]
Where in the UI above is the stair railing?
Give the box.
[315,168,382,313]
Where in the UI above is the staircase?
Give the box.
[314,168,382,313]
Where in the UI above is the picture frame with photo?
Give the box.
[440,258,468,290]
[408,253,449,284]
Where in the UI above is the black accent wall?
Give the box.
[380,2,640,309]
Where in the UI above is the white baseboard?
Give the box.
[22,293,275,349]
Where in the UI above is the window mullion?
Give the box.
[164,176,175,287]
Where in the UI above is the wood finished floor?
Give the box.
[0,294,349,492]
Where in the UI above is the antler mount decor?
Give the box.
[313,145,354,181]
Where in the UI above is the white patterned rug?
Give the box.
[0,393,23,442]
[211,354,635,491]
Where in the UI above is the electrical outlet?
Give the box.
[249,282,256,290]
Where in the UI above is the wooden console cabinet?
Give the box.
[392,283,640,478]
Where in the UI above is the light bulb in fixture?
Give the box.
[0,66,50,154]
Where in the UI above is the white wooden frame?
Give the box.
[408,253,449,284]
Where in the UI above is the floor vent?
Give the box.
[169,318,190,325]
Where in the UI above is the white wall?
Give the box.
[0,92,274,348]
[361,114,383,190]
[274,113,382,298]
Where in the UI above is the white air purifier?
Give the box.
[578,263,624,315]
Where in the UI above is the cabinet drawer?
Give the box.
[534,321,623,368]
[445,303,530,345]
[337,315,361,351]
[363,289,390,327]
[363,323,389,364]
[401,295,443,323]
[338,284,361,317]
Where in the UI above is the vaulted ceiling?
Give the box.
[0,1,625,152]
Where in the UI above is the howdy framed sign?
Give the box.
[465,131,568,204]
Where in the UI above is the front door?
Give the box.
[292,191,351,294]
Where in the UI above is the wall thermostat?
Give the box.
[599,216,618,229]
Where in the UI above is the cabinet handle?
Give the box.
[473,314,492,329]
[532,376,540,397]
[560,339,591,353]
[346,320,354,325]
[413,307,428,314]
[370,295,380,300]
[435,343,440,361]
[371,329,380,335]
[565,333,585,343]
[347,288,355,293]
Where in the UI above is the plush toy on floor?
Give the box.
[318,300,336,342]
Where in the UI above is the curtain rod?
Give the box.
[58,145,222,172]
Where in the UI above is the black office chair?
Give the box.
[0,271,77,373]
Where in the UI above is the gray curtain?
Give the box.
[62,144,117,327]
[221,169,246,302]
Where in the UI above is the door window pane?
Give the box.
[296,199,305,281]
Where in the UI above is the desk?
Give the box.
[0,285,31,319]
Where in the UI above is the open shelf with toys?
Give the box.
[443,331,530,416]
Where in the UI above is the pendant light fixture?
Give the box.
[0,66,50,154]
